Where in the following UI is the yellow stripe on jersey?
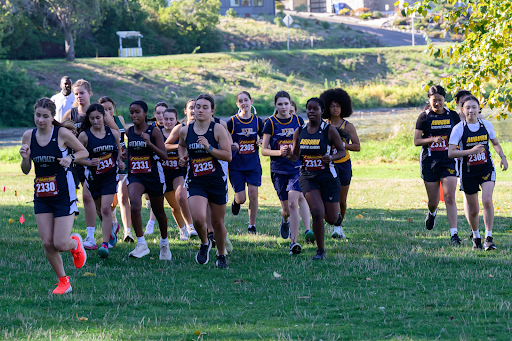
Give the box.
[330,119,350,164]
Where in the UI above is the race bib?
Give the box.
[277,139,293,151]
[35,176,58,198]
[239,139,256,155]
[428,136,448,152]
[191,156,215,177]
[162,156,179,170]
[468,151,488,166]
[303,155,325,171]
[130,155,151,174]
[96,153,115,174]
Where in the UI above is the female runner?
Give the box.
[62,80,120,250]
[20,98,88,294]
[77,104,125,258]
[98,96,133,242]
[288,97,346,260]
[227,91,263,234]
[261,90,312,255]
[126,101,171,260]
[178,94,232,268]
[448,95,508,250]
[414,85,461,245]
[319,88,361,239]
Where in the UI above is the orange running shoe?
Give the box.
[52,276,72,294]
[70,233,87,268]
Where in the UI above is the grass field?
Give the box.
[2,147,512,340]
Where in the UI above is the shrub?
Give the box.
[275,2,284,10]
[394,19,408,26]
[322,21,330,29]
[274,16,285,27]
[302,19,310,27]
[0,61,49,127]
[429,31,444,39]
[226,8,237,18]
[295,4,307,12]
[360,13,373,20]
[372,11,383,18]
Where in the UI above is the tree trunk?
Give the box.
[64,28,75,62]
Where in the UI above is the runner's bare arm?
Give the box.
[344,121,360,152]
[328,125,346,162]
[491,138,508,171]
[414,129,441,146]
[20,130,32,175]
[165,124,182,151]
[287,129,300,162]
[261,134,286,157]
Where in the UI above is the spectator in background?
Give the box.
[51,76,75,122]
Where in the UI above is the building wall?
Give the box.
[220,0,275,15]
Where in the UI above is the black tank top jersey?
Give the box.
[214,117,221,124]
[127,125,164,180]
[160,127,181,174]
[298,121,337,179]
[70,107,84,131]
[460,120,494,176]
[416,108,461,163]
[85,126,118,181]
[186,121,227,183]
[30,126,75,201]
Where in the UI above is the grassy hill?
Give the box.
[12,46,454,118]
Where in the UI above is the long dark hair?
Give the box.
[424,85,446,111]
[79,103,106,134]
[34,97,72,132]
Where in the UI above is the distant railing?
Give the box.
[119,48,143,57]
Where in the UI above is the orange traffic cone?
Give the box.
[440,182,445,203]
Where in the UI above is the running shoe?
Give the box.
[484,236,496,251]
[123,229,134,243]
[196,240,212,265]
[83,236,97,250]
[280,220,290,239]
[159,242,172,260]
[247,225,257,234]
[144,222,155,235]
[98,245,109,258]
[187,225,199,239]
[109,223,118,247]
[289,242,302,255]
[332,226,345,239]
[70,233,87,268]
[216,254,229,268]
[129,243,150,258]
[305,230,315,244]
[225,235,233,254]
[312,249,326,260]
[52,276,72,295]
[231,199,241,216]
[179,227,189,241]
[450,233,462,246]
[425,212,436,230]
[472,237,483,250]
[208,232,216,249]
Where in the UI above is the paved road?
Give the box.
[285,11,428,47]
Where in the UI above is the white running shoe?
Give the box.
[123,229,134,243]
[129,243,150,258]
[159,242,172,260]
[187,226,198,239]
[331,226,345,239]
[144,221,155,235]
[83,236,97,250]
[225,235,233,254]
[179,227,189,241]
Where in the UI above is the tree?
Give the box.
[402,0,512,119]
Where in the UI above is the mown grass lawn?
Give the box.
[2,159,512,340]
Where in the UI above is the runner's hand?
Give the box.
[178,156,188,167]
[90,158,100,167]
[280,145,290,157]
[322,155,332,165]
[432,136,444,143]
[256,138,262,146]
[57,155,72,168]
[231,142,239,151]
[197,136,210,150]
[141,132,150,144]
[19,143,30,159]
[470,144,484,154]
[501,158,508,171]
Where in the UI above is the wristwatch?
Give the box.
[208,145,214,153]
[69,154,76,161]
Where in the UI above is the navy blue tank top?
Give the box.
[30,126,73,200]
[70,107,84,131]
[127,125,163,180]
[262,114,303,174]
[229,114,262,171]
[298,122,337,179]
[160,127,181,173]
[85,126,118,180]
[186,121,226,182]
[460,120,494,176]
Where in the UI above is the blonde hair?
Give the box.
[72,79,92,93]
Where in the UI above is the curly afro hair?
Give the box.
[319,88,353,120]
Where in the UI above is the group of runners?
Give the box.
[19,76,505,295]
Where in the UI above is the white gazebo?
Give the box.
[116,31,143,57]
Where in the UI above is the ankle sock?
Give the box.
[485,230,492,237]
[429,208,438,216]
[450,228,458,236]
[136,236,146,245]
[86,226,95,239]
[473,230,481,239]
[160,237,168,244]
